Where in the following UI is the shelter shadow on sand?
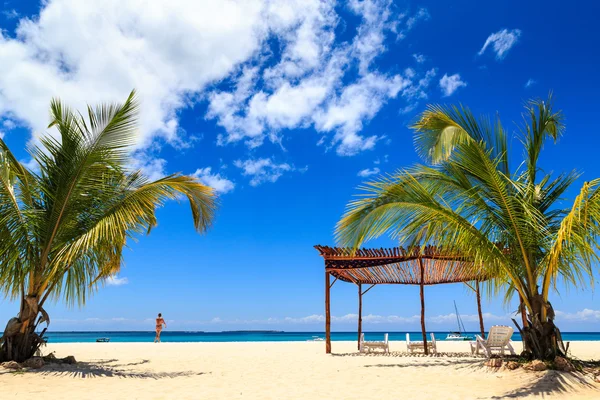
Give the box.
[363,359,480,368]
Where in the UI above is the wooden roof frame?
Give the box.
[315,245,489,355]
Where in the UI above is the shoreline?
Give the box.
[39,340,600,358]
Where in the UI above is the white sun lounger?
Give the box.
[470,325,516,357]
[406,333,437,354]
[360,333,390,353]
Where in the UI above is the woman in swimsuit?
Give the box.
[154,313,166,343]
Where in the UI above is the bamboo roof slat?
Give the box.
[315,245,491,285]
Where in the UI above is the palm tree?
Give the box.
[336,95,600,361]
[0,91,217,362]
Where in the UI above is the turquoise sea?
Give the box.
[43,331,600,343]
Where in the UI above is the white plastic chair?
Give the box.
[406,333,437,354]
[360,333,389,353]
[470,325,516,357]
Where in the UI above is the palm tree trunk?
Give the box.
[515,294,565,360]
[0,295,45,362]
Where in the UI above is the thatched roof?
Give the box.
[314,245,490,285]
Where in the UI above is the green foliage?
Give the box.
[336,94,600,315]
[0,90,217,308]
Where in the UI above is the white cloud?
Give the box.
[2,119,16,130]
[313,73,409,155]
[413,53,426,63]
[405,8,430,31]
[284,314,326,323]
[106,276,129,286]
[402,68,437,101]
[193,167,235,194]
[439,73,467,97]
[128,152,168,182]
[206,312,510,326]
[234,158,294,186]
[399,104,417,115]
[208,0,424,156]
[525,78,536,88]
[0,119,16,139]
[357,167,380,177]
[478,28,521,60]
[2,9,19,20]
[0,0,270,149]
[555,309,600,322]
[373,155,388,165]
[0,0,436,163]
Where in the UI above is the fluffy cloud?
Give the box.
[357,167,380,177]
[193,167,235,194]
[0,0,436,164]
[106,276,129,286]
[478,28,521,60]
[234,158,295,186]
[0,0,270,148]
[207,1,427,156]
[439,73,467,97]
[555,309,600,322]
[128,152,168,182]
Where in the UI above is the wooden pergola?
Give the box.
[315,245,491,354]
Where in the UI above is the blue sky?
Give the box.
[1,0,600,332]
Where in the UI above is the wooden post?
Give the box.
[357,283,362,351]
[325,271,331,354]
[419,259,428,355]
[476,280,485,339]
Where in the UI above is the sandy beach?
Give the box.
[1,341,598,399]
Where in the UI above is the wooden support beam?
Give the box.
[361,284,376,296]
[329,276,338,289]
[476,280,485,339]
[419,259,428,355]
[325,271,331,354]
[357,283,362,351]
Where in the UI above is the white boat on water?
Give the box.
[446,331,471,341]
[446,301,473,341]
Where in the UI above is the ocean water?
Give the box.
[43,331,600,343]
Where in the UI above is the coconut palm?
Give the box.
[0,91,216,362]
[336,95,600,360]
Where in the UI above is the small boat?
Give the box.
[309,336,324,342]
[446,332,471,341]
[96,337,110,343]
[446,301,473,341]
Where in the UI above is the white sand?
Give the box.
[1,341,599,399]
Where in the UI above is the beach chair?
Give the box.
[470,325,516,357]
[406,333,437,354]
[359,333,390,353]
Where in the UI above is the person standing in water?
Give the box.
[154,313,167,343]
